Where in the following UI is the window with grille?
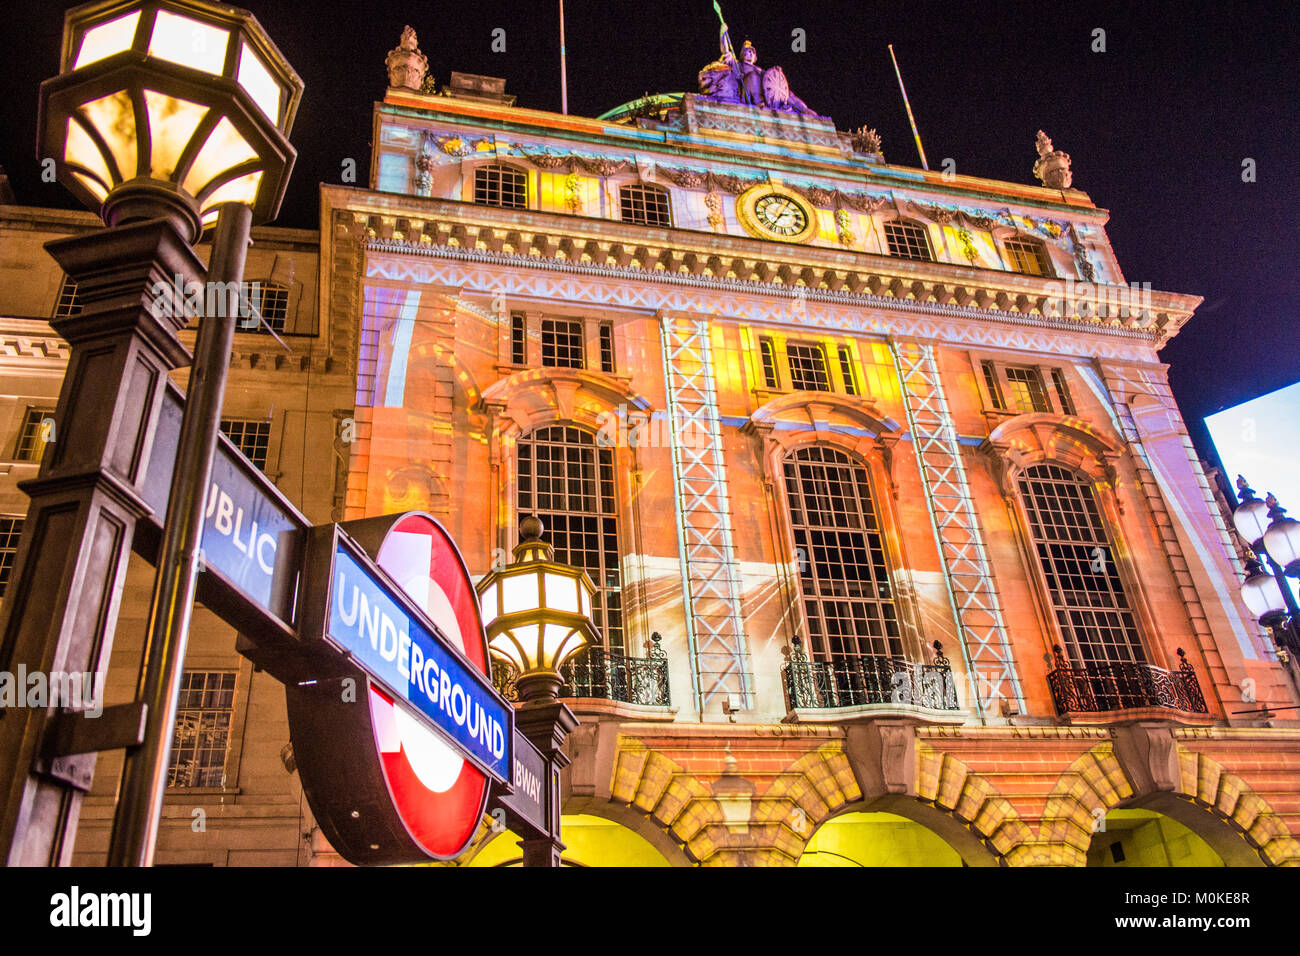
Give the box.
[883,219,933,261]
[838,346,859,395]
[1004,236,1053,277]
[1018,463,1145,666]
[0,516,22,598]
[785,447,902,660]
[52,274,82,320]
[517,426,623,652]
[619,183,672,227]
[541,317,584,369]
[168,671,237,788]
[1004,366,1051,414]
[787,342,830,392]
[598,322,615,373]
[240,281,289,333]
[510,312,526,365]
[220,419,271,470]
[759,338,779,388]
[15,408,55,463]
[981,361,1006,410]
[473,163,527,208]
[1050,368,1076,415]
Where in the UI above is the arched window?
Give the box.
[1003,236,1053,277]
[882,218,933,261]
[1017,463,1145,665]
[517,425,623,651]
[474,163,527,209]
[619,183,672,226]
[784,446,902,661]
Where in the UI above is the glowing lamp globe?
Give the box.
[1241,560,1287,628]
[476,516,600,701]
[1232,478,1271,546]
[1262,511,1300,576]
[36,0,303,242]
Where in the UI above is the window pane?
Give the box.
[220,419,271,471]
[1004,236,1052,277]
[883,220,932,261]
[168,670,237,788]
[619,184,672,226]
[517,426,622,652]
[1018,463,1145,665]
[784,446,902,660]
[473,164,526,208]
[786,342,829,391]
[541,317,584,369]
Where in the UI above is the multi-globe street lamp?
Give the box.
[477,516,599,866]
[0,0,301,866]
[1234,477,1300,660]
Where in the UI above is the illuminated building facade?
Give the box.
[1,15,1299,865]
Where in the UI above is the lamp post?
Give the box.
[0,0,300,866]
[1233,477,1300,662]
[476,515,598,866]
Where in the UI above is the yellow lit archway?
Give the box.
[798,811,964,867]
[1086,809,1224,867]
[464,814,672,867]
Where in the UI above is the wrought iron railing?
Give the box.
[1046,644,1207,715]
[491,634,671,707]
[782,638,960,711]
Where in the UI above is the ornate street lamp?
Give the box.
[477,514,599,702]
[1234,478,1300,662]
[38,0,301,240]
[29,0,303,867]
[476,516,598,866]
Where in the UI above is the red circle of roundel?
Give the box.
[370,512,490,859]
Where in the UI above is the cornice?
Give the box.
[328,194,1196,344]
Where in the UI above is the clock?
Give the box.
[736,184,819,244]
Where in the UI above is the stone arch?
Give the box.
[479,366,654,439]
[746,391,903,489]
[405,339,482,410]
[980,412,1123,500]
[755,740,1025,866]
[606,739,721,864]
[1039,740,1300,866]
[561,797,696,867]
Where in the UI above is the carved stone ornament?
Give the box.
[1032,129,1074,189]
[849,126,883,154]
[928,204,956,225]
[385,25,429,92]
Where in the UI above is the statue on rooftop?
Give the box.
[386,25,429,92]
[697,3,819,116]
[1032,130,1073,189]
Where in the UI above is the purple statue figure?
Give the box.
[697,3,819,116]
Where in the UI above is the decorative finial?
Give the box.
[1237,475,1258,503]
[1032,129,1073,189]
[386,25,429,92]
[520,514,545,542]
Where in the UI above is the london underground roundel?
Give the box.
[285,511,504,865]
[369,513,490,858]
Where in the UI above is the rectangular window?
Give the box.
[599,322,615,374]
[220,419,271,471]
[1004,237,1053,277]
[52,274,81,320]
[837,346,859,396]
[787,342,830,392]
[242,282,288,333]
[541,317,584,369]
[0,517,22,597]
[759,338,779,388]
[15,408,55,463]
[168,671,237,788]
[1004,366,1051,414]
[981,361,1006,410]
[619,184,672,227]
[510,312,526,365]
[1050,368,1076,415]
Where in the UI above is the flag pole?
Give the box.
[559,0,569,114]
[888,44,929,171]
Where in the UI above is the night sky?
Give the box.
[3,0,1297,469]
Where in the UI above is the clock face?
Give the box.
[754,194,809,236]
[736,185,818,243]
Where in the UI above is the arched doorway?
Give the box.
[1086,809,1224,867]
[798,811,965,867]
[464,814,672,867]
